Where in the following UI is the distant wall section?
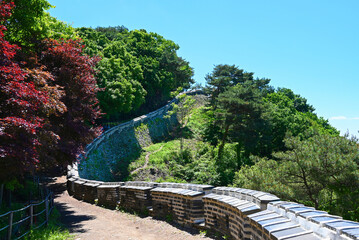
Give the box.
[78,90,203,181]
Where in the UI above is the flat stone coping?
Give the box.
[83,182,101,187]
[157,182,214,192]
[267,200,359,239]
[247,207,323,240]
[97,184,122,189]
[325,220,359,233]
[268,201,329,220]
[124,181,158,188]
[310,216,343,225]
[68,176,79,182]
[151,187,204,197]
[271,227,314,240]
[120,185,154,191]
[203,193,260,213]
[287,206,316,215]
[279,202,305,210]
[74,179,87,184]
[100,182,125,186]
[212,186,280,204]
[341,228,359,239]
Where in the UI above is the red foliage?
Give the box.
[0,1,49,181]
[24,67,66,170]
[1,2,102,180]
[40,39,102,166]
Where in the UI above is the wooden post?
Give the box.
[45,197,49,226]
[0,184,4,206]
[30,205,33,227]
[7,211,13,240]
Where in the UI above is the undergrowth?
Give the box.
[127,101,246,186]
[25,208,73,240]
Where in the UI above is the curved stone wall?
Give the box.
[69,90,359,240]
[67,167,359,240]
[78,90,203,181]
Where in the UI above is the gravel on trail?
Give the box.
[49,176,215,240]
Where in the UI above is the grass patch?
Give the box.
[25,208,74,240]
[128,139,220,185]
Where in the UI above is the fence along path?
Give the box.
[0,192,54,240]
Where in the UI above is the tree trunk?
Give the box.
[180,127,183,153]
[218,123,230,160]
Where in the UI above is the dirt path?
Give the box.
[130,145,164,175]
[49,176,214,240]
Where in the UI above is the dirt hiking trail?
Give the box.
[49,176,215,240]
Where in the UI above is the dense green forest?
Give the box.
[77,26,194,122]
[1,0,358,224]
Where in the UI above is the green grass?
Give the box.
[126,96,239,185]
[128,138,220,184]
[25,225,73,240]
[126,99,223,184]
[25,208,74,240]
[0,202,73,240]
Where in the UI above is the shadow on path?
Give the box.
[54,201,96,233]
[45,176,216,240]
[47,177,96,234]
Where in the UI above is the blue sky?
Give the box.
[48,0,359,138]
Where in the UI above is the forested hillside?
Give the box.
[77,26,194,122]
[1,0,358,224]
[127,64,359,221]
[0,0,194,184]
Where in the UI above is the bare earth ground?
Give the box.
[49,176,215,240]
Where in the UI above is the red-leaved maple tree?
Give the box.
[1,2,102,182]
[0,1,49,182]
[40,39,102,167]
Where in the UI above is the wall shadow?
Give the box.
[46,177,96,234]
[106,125,142,181]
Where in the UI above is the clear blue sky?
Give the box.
[48,0,359,138]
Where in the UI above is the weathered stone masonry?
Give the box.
[68,90,359,240]
[68,165,359,240]
[78,90,203,181]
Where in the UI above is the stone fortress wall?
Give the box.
[68,91,359,240]
[78,90,203,181]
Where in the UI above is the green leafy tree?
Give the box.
[77,27,110,56]
[124,29,194,108]
[204,64,255,108]
[77,27,194,120]
[166,89,196,151]
[216,80,268,164]
[96,43,146,119]
[276,88,315,113]
[5,0,77,49]
[95,25,128,40]
[234,132,359,221]
[262,90,339,154]
[203,64,271,147]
